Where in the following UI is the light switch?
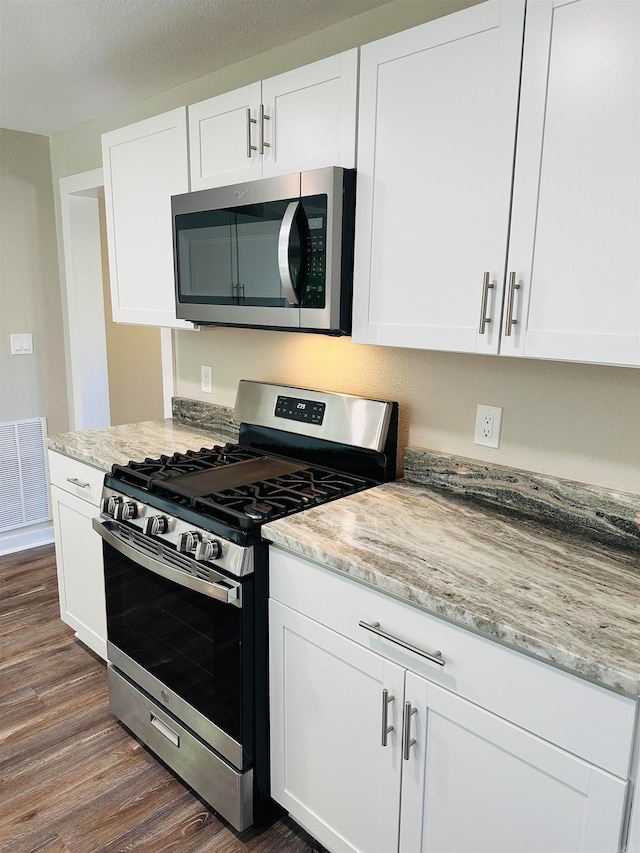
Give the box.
[10,333,33,355]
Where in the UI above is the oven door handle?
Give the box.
[92,517,243,607]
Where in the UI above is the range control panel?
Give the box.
[275,395,326,425]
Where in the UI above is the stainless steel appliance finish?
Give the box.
[94,382,398,832]
[108,644,244,767]
[234,380,394,453]
[172,167,355,334]
[108,668,253,831]
[95,494,254,578]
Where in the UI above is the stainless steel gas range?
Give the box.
[92,381,398,830]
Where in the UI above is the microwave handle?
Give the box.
[278,200,301,306]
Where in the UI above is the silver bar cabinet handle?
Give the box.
[403,701,417,761]
[504,271,521,336]
[67,477,90,488]
[246,108,257,158]
[259,104,270,155]
[478,271,495,334]
[359,620,446,667]
[381,688,395,747]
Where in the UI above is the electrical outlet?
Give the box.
[474,404,503,448]
[201,365,213,394]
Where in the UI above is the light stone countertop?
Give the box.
[263,479,640,697]
[47,413,640,697]
[46,418,237,472]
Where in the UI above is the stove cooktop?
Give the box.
[107,442,371,536]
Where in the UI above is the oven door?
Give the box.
[94,517,253,772]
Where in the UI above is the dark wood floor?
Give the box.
[0,545,323,853]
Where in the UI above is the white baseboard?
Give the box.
[0,521,55,556]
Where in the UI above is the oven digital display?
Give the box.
[275,395,326,425]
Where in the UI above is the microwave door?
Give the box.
[233,200,301,329]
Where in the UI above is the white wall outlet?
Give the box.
[474,404,503,448]
[201,365,213,394]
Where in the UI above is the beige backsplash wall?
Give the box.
[174,327,639,493]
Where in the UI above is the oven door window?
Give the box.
[105,547,248,744]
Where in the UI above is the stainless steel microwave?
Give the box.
[171,167,356,334]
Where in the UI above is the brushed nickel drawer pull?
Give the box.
[403,701,417,760]
[67,477,90,488]
[359,620,446,667]
[381,688,395,747]
[478,271,495,334]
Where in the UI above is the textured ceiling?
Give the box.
[0,0,393,136]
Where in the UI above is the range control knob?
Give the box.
[143,515,169,536]
[115,500,138,521]
[195,539,223,562]
[101,495,122,517]
[177,531,201,554]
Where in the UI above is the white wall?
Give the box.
[0,129,68,435]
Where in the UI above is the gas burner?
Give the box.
[243,502,275,521]
[189,466,370,529]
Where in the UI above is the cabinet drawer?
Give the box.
[269,547,636,779]
[48,451,104,506]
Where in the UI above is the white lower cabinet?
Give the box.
[400,674,627,853]
[269,548,634,853]
[49,451,107,659]
[270,600,403,853]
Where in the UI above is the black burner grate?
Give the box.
[110,444,262,489]
[110,443,371,531]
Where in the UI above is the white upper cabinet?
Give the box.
[352,1,525,355]
[188,82,263,188]
[188,50,358,190]
[353,0,640,367]
[102,108,193,328]
[502,0,640,366]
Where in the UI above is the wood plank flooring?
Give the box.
[0,545,324,853]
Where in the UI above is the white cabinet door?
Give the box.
[352,0,524,354]
[189,50,358,190]
[261,49,358,178]
[269,600,404,853]
[400,673,628,853]
[50,484,107,660]
[188,82,263,190]
[502,0,640,366]
[102,107,192,328]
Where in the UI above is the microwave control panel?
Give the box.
[302,212,326,308]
